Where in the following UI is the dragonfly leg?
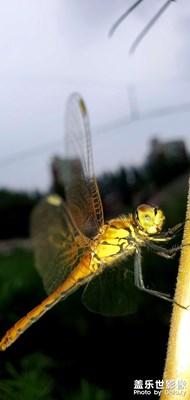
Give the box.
[134,249,172,302]
[146,242,181,259]
[165,222,183,237]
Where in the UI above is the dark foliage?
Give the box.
[0,190,41,239]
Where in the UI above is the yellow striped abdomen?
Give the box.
[0,253,92,351]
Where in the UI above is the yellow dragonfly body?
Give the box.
[0,94,180,351]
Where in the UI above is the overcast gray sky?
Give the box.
[1,0,190,192]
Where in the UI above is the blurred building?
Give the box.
[145,137,190,187]
[51,155,84,198]
[51,156,67,197]
[147,138,189,164]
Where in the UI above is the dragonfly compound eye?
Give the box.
[145,214,151,222]
[135,204,165,234]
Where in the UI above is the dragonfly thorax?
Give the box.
[94,216,140,263]
[94,204,166,264]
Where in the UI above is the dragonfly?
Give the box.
[0,93,181,351]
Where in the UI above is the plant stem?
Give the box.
[161,177,190,400]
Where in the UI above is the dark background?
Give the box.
[0,143,189,400]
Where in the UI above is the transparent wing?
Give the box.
[82,260,146,316]
[30,195,91,295]
[63,93,104,239]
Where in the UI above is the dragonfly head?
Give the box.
[134,204,165,235]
